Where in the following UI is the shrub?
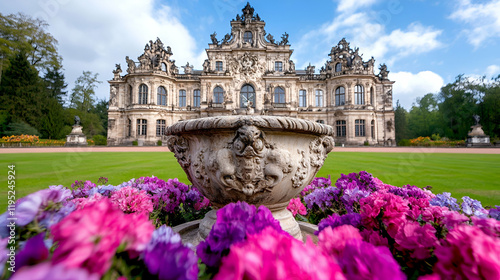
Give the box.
[132,140,138,146]
[398,139,411,146]
[157,140,163,146]
[364,140,369,146]
[93,135,107,146]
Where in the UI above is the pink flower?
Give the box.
[421,206,447,224]
[434,225,500,280]
[11,263,99,280]
[194,197,210,211]
[471,216,500,238]
[441,209,469,230]
[287,198,307,217]
[407,197,430,220]
[318,225,363,258]
[214,227,346,280]
[72,193,104,210]
[360,192,409,237]
[51,199,154,276]
[110,186,154,215]
[394,221,438,260]
[360,229,389,247]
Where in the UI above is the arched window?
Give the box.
[299,89,307,107]
[274,87,285,104]
[335,87,345,106]
[213,86,224,104]
[243,31,253,44]
[157,86,167,106]
[370,87,374,105]
[179,90,186,107]
[193,89,201,107]
[161,63,167,72]
[315,89,324,107]
[139,84,148,104]
[335,63,342,72]
[355,85,365,105]
[240,84,255,108]
[137,119,147,136]
[371,120,375,139]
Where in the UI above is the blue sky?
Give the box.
[2,0,500,109]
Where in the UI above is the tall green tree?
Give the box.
[477,75,500,139]
[0,13,61,74]
[43,65,67,104]
[407,93,441,138]
[0,51,45,131]
[92,99,109,136]
[40,97,65,139]
[394,100,409,143]
[69,71,101,112]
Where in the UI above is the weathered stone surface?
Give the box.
[166,115,333,240]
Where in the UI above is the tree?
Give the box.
[477,75,500,139]
[0,51,45,130]
[92,99,109,136]
[394,100,409,143]
[69,71,101,112]
[43,65,67,104]
[0,13,61,74]
[407,93,441,138]
[40,98,65,139]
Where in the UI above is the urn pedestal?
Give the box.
[166,116,334,242]
[65,125,87,146]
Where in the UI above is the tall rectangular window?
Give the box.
[275,61,283,72]
[179,90,186,107]
[215,61,223,71]
[127,119,131,137]
[193,89,200,107]
[156,120,166,136]
[139,84,148,104]
[336,120,346,137]
[355,119,365,137]
[299,90,307,107]
[315,89,323,107]
[137,119,147,136]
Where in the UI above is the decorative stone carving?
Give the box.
[112,64,122,80]
[166,116,334,239]
[379,64,389,80]
[210,32,218,45]
[279,32,289,45]
[182,62,193,74]
[126,56,135,73]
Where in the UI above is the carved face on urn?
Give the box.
[166,116,334,211]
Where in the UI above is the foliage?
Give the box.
[64,108,104,138]
[91,99,108,136]
[42,65,67,104]
[92,134,107,146]
[157,140,162,146]
[0,12,61,73]
[69,71,101,112]
[132,140,138,146]
[408,136,465,147]
[394,100,409,143]
[1,121,40,137]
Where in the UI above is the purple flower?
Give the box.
[15,233,49,271]
[490,206,500,221]
[304,186,340,211]
[70,180,96,198]
[389,184,429,199]
[10,263,99,280]
[339,239,405,280]
[335,171,377,192]
[0,237,8,275]
[39,202,76,228]
[462,196,487,217]
[196,202,282,267]
[317,213,362,233]
[143,225,197,280]
[430,192,460,211]
[342,187,370,213]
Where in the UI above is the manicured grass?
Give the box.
[1,151,499,211]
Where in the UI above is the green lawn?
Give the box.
[1,151,499,211]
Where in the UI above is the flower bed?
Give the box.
[1,172,499,279]
[0,135,66,147]
[409,136,465,147]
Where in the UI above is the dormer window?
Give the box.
[215,61,223,71]
[243,31,253,44]
[335,63,342,72]
[275,61,283,72]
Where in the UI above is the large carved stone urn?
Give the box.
[166,116,334,241]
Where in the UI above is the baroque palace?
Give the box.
[107,3,395,146]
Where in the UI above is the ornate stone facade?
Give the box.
[107,3,396,146]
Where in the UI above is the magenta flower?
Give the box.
[71,193,105,210]
[110,186,154,214]
[433,225,500,279]
[287,197,307,217]
[360,192,409,237]
[338,239,406,280]
[471,216,500,238]
[360,229,389,247]
[421,205,447,224]
[318,225,363,258]
[215,227,346,280]
[394,221,438,260]
[51,199,154,276]
[10,263,99,280]
[441,209,469,230]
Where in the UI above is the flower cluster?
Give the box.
[290,171,500,279]
[1,134,39,143]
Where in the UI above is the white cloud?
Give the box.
[449,0,500,47]
[2,0,203,102]
[486,65,500,78]
[293,5,442,70]
[336,0,377,13]
[389,71,444,109]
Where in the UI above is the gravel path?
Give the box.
[1,146,499,154]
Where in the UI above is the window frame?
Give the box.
[240,84,255,108]
[179,89,186,107]
[137,119,147,136]
[243,31,253,44]
[213,86,224,104]
[299,89,307,107]
[336,120,346,137]
[274,87,285,104]
[335,63,342,72]
[139,84,148,105]
[335,87,345,106]
[193,89,201,108]
[355,85,365,105]
[315,89,324,107]
[355,119,366,137]
[157,86,167,106]
[215,61,223,72]
[156,119,166,136]
[274,61,283,72]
